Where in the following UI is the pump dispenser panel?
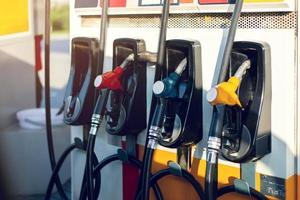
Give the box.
[105,38,147,136]
[221,41,272,163]
[154,39,203,148]
[63,37,100,125]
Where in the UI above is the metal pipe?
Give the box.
[175,58,187,75]
[98,0,109,71]
[234,60,251,81]
[44,0,68,199]
[156,0,170,69]
[218,0,244,83]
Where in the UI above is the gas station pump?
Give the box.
[45,37,103,200]
[44,0,108,199]
[137,0,204,199]
[82,38,163,200]
[204,0,271,199]
[105,38,147,136]
[43,0,297,198]
[205,42,272,199]
[153,40,203,149]
[219,42,271,163]
[138,39,205,200]
[213,42,271,199]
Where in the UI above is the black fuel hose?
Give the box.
[44,143,76,200]
[138,0,169,198]
[205,0,244,199]
[85,90,109,200]
[78,152,102,200]
[44,0,68,199]
[138,98,166,200]
[139,148,154,200]
[86,134,97,200]
[205,158,219,200]
[218,185,269,200]
[136,168,205,200]
[81,152,163,200]
[85,0,109,195]
[45,142,101,200]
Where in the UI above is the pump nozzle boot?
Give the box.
[207,76,242,107]
[94,66,124,91]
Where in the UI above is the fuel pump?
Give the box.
[44,0,108,199]
[137,1,204,199]
[137,40,205,200]
[218,42,271,163]
[214,42,271,199]
[46,38,103,200]
[204,0,271,199]
[153,40,203,148]
[105,38,147,136]
[44,27,104,200]
[80,38,163,200]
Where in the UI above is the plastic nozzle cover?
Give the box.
[207,77,242,107]
[152,58,187,98]
[153,72,180,98]
[94,66,124,91]
[207,60,251,107]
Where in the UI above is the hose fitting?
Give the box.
[147,126,162,149]
[89,114,103,135]
[207,137,221,164]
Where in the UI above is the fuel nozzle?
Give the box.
[207,60,251,107]
[94,54,135,91]
[153,58,187,98]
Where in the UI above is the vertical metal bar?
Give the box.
[241,162,256,189]
[206,1,245,199]
[44,0,68,199]
[45,0,53,168]
[177,146,192,170]
[156,0,170,70]
[148,0,170,134]
[218,0,244,83]
[98,0,109,72]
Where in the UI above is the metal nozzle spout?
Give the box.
[234,60,251,81]
[120,53,135,68]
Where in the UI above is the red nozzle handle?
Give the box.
[94,66,124,91]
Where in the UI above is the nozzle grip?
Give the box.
[94,67,125,91]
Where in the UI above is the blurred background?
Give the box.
[0,0,71,199]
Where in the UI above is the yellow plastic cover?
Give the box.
[0,0,29,36]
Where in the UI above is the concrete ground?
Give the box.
[11,180,71,200]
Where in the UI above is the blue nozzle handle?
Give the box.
[152,58,187,98]
[153,72,180,98]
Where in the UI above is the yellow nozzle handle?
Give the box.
[207,77,242,107]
